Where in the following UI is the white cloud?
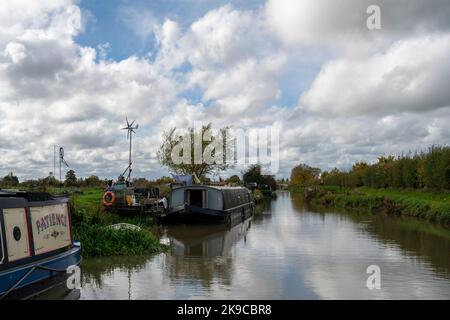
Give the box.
[265,0,450,50]
[184,5,255,67]
[1,0,450,180]
[0,1,180,179]
[301,34,450,115]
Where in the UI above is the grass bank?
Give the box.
[291,185,450,226]
[69,188,168,257]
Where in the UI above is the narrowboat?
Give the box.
[0,190,81,300]
[162,185,254,224]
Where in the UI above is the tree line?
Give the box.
[0,170,108,190]
[0,166,272,191]
[290,145,450,191]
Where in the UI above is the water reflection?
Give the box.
[294,195,450,277]
[82,255,152,287]
[76,191,450,299]
[161,220,252,289]
[165,219,252,257]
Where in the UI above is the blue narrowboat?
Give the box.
[0,190,81,299]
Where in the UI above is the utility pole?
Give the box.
[60,153,62,182]
[53,145,56,180]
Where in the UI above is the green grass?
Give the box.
[359,187,450,203]
[68,187,168,257]
[292,185,450,226]
[359,187,450,225]
[71,188,104,205]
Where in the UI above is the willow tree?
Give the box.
[157,123,231,179]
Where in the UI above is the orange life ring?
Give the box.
[103,191,116,207]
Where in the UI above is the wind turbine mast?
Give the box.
[122,118,139,182]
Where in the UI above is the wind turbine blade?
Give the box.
[135,124,139,130]
[130,120,135,127]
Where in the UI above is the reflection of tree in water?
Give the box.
[290,193,316,212]
[291,193,450,278]
[163,219,252,288]
[253,197,274,224]
[81,255,152,288]
[368,215,450,276]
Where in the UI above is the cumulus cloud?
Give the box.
[0,1,179,179]
[265,0,450,50]
[277,106,450,177]
[1,0,450,180]
[301,34,450,115]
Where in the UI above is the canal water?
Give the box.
[78,191,450,299]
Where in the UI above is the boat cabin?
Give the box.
[167,186,254,224]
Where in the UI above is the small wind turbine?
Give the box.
[122,118,139,182]
[57,146,69,182]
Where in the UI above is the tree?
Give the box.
[133,177,149,188]
[227,175,241,185]
[64,170,77,187]
[351,161,368,187]
[1,172,19,187]
[84,175,102,187]
[242,164,276,190]
[243,165,262,185]
[154,176,174,185]
[157,123,230,179]
[290,164,321,186]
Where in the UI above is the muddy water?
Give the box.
[78,191,450,299]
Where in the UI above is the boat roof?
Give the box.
[0,189,66,201]
[0,189,25,196]
[173,185,249,191]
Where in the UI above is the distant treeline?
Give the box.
[0,170,175,191]
[323,146,450,190]
[291,146,450,191]
[0,172,108,190]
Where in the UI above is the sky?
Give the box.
[0,0,450,181]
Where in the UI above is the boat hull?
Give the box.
[0,242,81,300]
[160,203,254,225]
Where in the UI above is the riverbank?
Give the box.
[252,188,276,203]
[291,186,450,226]
[70,188,168,257]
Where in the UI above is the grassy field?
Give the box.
[69,188,168,257]
[291,185,450,226]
